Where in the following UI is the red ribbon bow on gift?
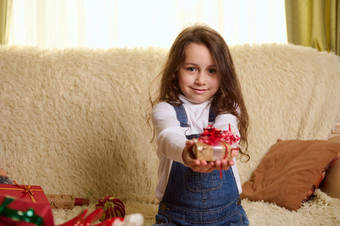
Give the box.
[198,124,240,179]
[198,124,240,146]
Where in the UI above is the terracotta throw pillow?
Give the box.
[241,139,340,210]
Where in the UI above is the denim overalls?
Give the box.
[155,104,249,226]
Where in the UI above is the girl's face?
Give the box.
[178,43,220,104]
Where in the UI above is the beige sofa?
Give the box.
[0,43,339,225]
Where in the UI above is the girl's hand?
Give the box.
[213,148,239,171]
[182,140,215,173]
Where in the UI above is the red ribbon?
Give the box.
[57,208,125,226]
[58,208,105,226]
[198,124,240,146]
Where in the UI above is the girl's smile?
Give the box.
[178,43,219,104]
[191,87,207,94]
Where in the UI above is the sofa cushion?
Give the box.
[241,139,340,210]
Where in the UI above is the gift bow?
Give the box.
[16,183,37,202]
[0,196,44,226]
[198,124,240,146]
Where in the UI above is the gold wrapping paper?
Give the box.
[193,140,232,161]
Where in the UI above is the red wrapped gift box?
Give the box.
[0,184,50,204]
[0,184,54,225]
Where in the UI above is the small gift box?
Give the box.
[0,183,54,225]
[193,141,232,161]
[193,124,240,161]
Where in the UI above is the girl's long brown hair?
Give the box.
[149,25,249,161]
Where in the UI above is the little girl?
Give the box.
[150,25,250,225]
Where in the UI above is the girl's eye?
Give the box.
[187,67,197,72]
[208,68,217,74]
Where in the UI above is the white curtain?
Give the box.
[8,0,287,48]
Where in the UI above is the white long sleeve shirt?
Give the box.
[152,95,242,200]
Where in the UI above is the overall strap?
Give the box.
[208,107,217,124]
[171,103,217,127]
[172,105,189,127]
